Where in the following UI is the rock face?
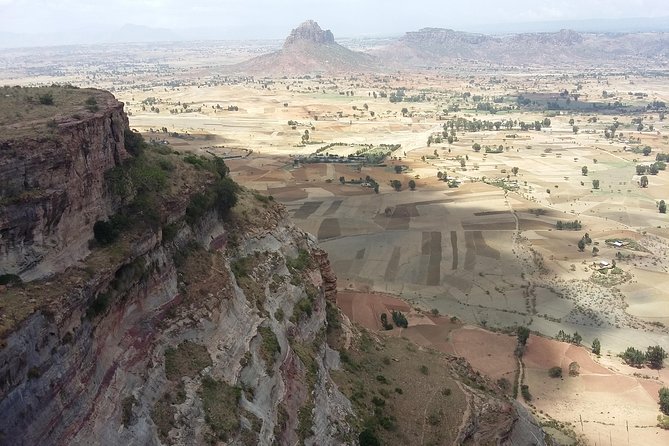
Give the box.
[0,91,128,280]
[233,20,377,75]
[0,201,354,445]
[284,20,335,47]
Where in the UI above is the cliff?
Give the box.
[0,87,129,281]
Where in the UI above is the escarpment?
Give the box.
[0,87,546,446]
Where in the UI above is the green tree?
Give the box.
[578,238,586,252]
[660,388,669,415]
[592,338,601,355]
[581,166,588,176]
[572,125,579,134]
[646,345,668,369]
[660,200,667,214]
[472,143,481,152]
[592,179,600,189]
[394,165,403,174]
[408,179,416,191]
[390,180,402,191]
[636,165,647,175]
[571,332,582,345]
[640,175,649,188]
[511,167,519,176]
[643,146,652,156]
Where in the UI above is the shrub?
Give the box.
[85,96,99,112]
[548,366,562,378]
[521,384,532,401]
[93,220,118,245]
[38,92,54,105]
[359,429,381,446]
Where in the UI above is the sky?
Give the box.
[1,0,669,41]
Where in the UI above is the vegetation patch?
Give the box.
[164,341,212,381]
[199,376,242,442]
[258,325,281,374]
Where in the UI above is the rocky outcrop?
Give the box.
[284,20,335,47]
[0,91,128,280]
[232,20,378,75]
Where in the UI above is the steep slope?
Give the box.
[233,20,378,76]
[374,27,669,67]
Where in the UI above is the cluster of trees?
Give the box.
[636,163,665,176]
[443,117,547,133]
[386,311,407,328]
[620,345,667,369]
[555,220,582,231]
[555,330,583,345]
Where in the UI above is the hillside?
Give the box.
[233,20,378,76]
[0,87,546,445]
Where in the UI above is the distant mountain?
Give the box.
[232,20,378,75]
[0,24,180,48]
[373,28,669,67]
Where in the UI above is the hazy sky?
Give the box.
[2,0,669,38]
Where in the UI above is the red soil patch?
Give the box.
[450,326,517,382]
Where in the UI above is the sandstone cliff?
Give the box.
[0,88,128,281]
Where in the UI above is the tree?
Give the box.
[640,175,649,188]
[643,146,652,156]
[660,388,669,415]
[460,159,466,168]
[650,164,659,175]
[571,332,582,345]
[581,166,588,176]
[592,338,601,355]
[339,176,345,184]
[517,326,530,347]
[511,167,519,176]
[660,200,667,214]
[38,92,54,105]
[592,179,600,189]
[646,345,668,369]
[390,180,402,191]
[636,165,647,175]
[472,143,481,152]
[572,125,579,134]
[394,165,403,174]
[437,171,443,180]
[577,238,586,252]
[408,179,416,191]
[548,366,562,378]
[568,361,580,376]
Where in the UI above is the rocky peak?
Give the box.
[283,20,335,47]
